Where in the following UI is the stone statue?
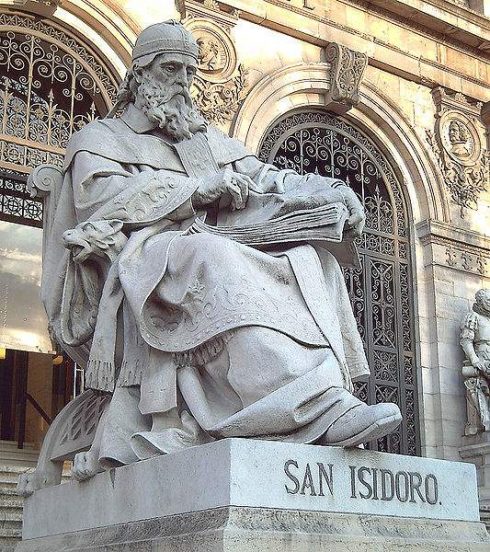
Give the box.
[18,20,402,493]
[461,289,490,435]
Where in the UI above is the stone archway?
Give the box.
[259,109,420,456]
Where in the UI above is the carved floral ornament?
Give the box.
[427,87,489,211]
[445,244,489,276]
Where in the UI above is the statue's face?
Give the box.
[144,52,197,93]
[132,51,205,141]
[448,121,460,143]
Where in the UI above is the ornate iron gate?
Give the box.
[259,110,420,456]
[0,11,117,226]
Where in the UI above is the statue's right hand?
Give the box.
[192,167,252,210]
[473,359,487,372]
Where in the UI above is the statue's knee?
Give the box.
[188,233,238,263]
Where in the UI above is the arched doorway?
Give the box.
[0,10,118,450]
[259,110,420,456]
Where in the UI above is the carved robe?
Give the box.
[44,103,370,461]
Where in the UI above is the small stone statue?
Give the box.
[461,289,490,435]
[18,20,402,495]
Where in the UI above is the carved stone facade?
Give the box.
[427,87,490,211]
[180,0,248,131]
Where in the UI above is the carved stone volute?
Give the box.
[324,42,368,115]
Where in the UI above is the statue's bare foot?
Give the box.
[72,451,103,481]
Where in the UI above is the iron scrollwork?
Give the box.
[259,110,419,456]
[0,11,116,226]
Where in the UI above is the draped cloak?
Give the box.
[43,104,369,418]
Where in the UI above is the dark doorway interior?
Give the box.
[0,349,74,449]
[0,349,28,444]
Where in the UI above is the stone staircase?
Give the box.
[481,505,490,534]
[0,442,75,550]
[0,441,39,468]
[0,442,39,551]
[0,464,31,551]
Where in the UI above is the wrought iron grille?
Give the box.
[0,12,117,175]
[0,169,41,227]
[0,11,117,226]
[259,111,420,456]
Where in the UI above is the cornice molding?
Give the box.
[347,0,490,49]
[416,219,490,250]
[416,220,490,276]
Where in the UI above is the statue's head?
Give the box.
[112,20,206,141]
[475,289,490,314]
[132,20,199,69]
[448,120,468,145]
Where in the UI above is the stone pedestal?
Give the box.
[17,439,490,551]
[460,431,490,522]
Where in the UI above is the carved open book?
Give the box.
[189,201,349,247]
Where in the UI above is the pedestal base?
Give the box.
[17,439,489,551]
[15,506,490,552]
[460,432,490,504]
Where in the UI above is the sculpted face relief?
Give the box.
[133,53,206,141]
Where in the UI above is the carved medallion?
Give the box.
[439,111,481,166]
[185,18,238,83]
[428,87,489,211]
[182,12,248,130]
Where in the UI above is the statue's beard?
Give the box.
[136,76,207,141]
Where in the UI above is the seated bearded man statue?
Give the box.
[43,20,402,478]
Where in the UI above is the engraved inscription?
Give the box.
[349,466,439,504]
[284,460,334,497]
[285,460,439,505]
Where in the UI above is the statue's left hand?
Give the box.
[339,186,365,238]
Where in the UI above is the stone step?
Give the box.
[0,528,21,541]
[0,494,24,509]
[0,441,36,451]
[0,506,23,519]
[0,442,39,468]
[0,487,22,497]
[0,537,20,552]
[0,486,18,501]
[0,519,22,533]
[0,451,33,459]
[0,464,34,474]
[0,457,38,469]
[0,509,23,522]
[0,469,32,485]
